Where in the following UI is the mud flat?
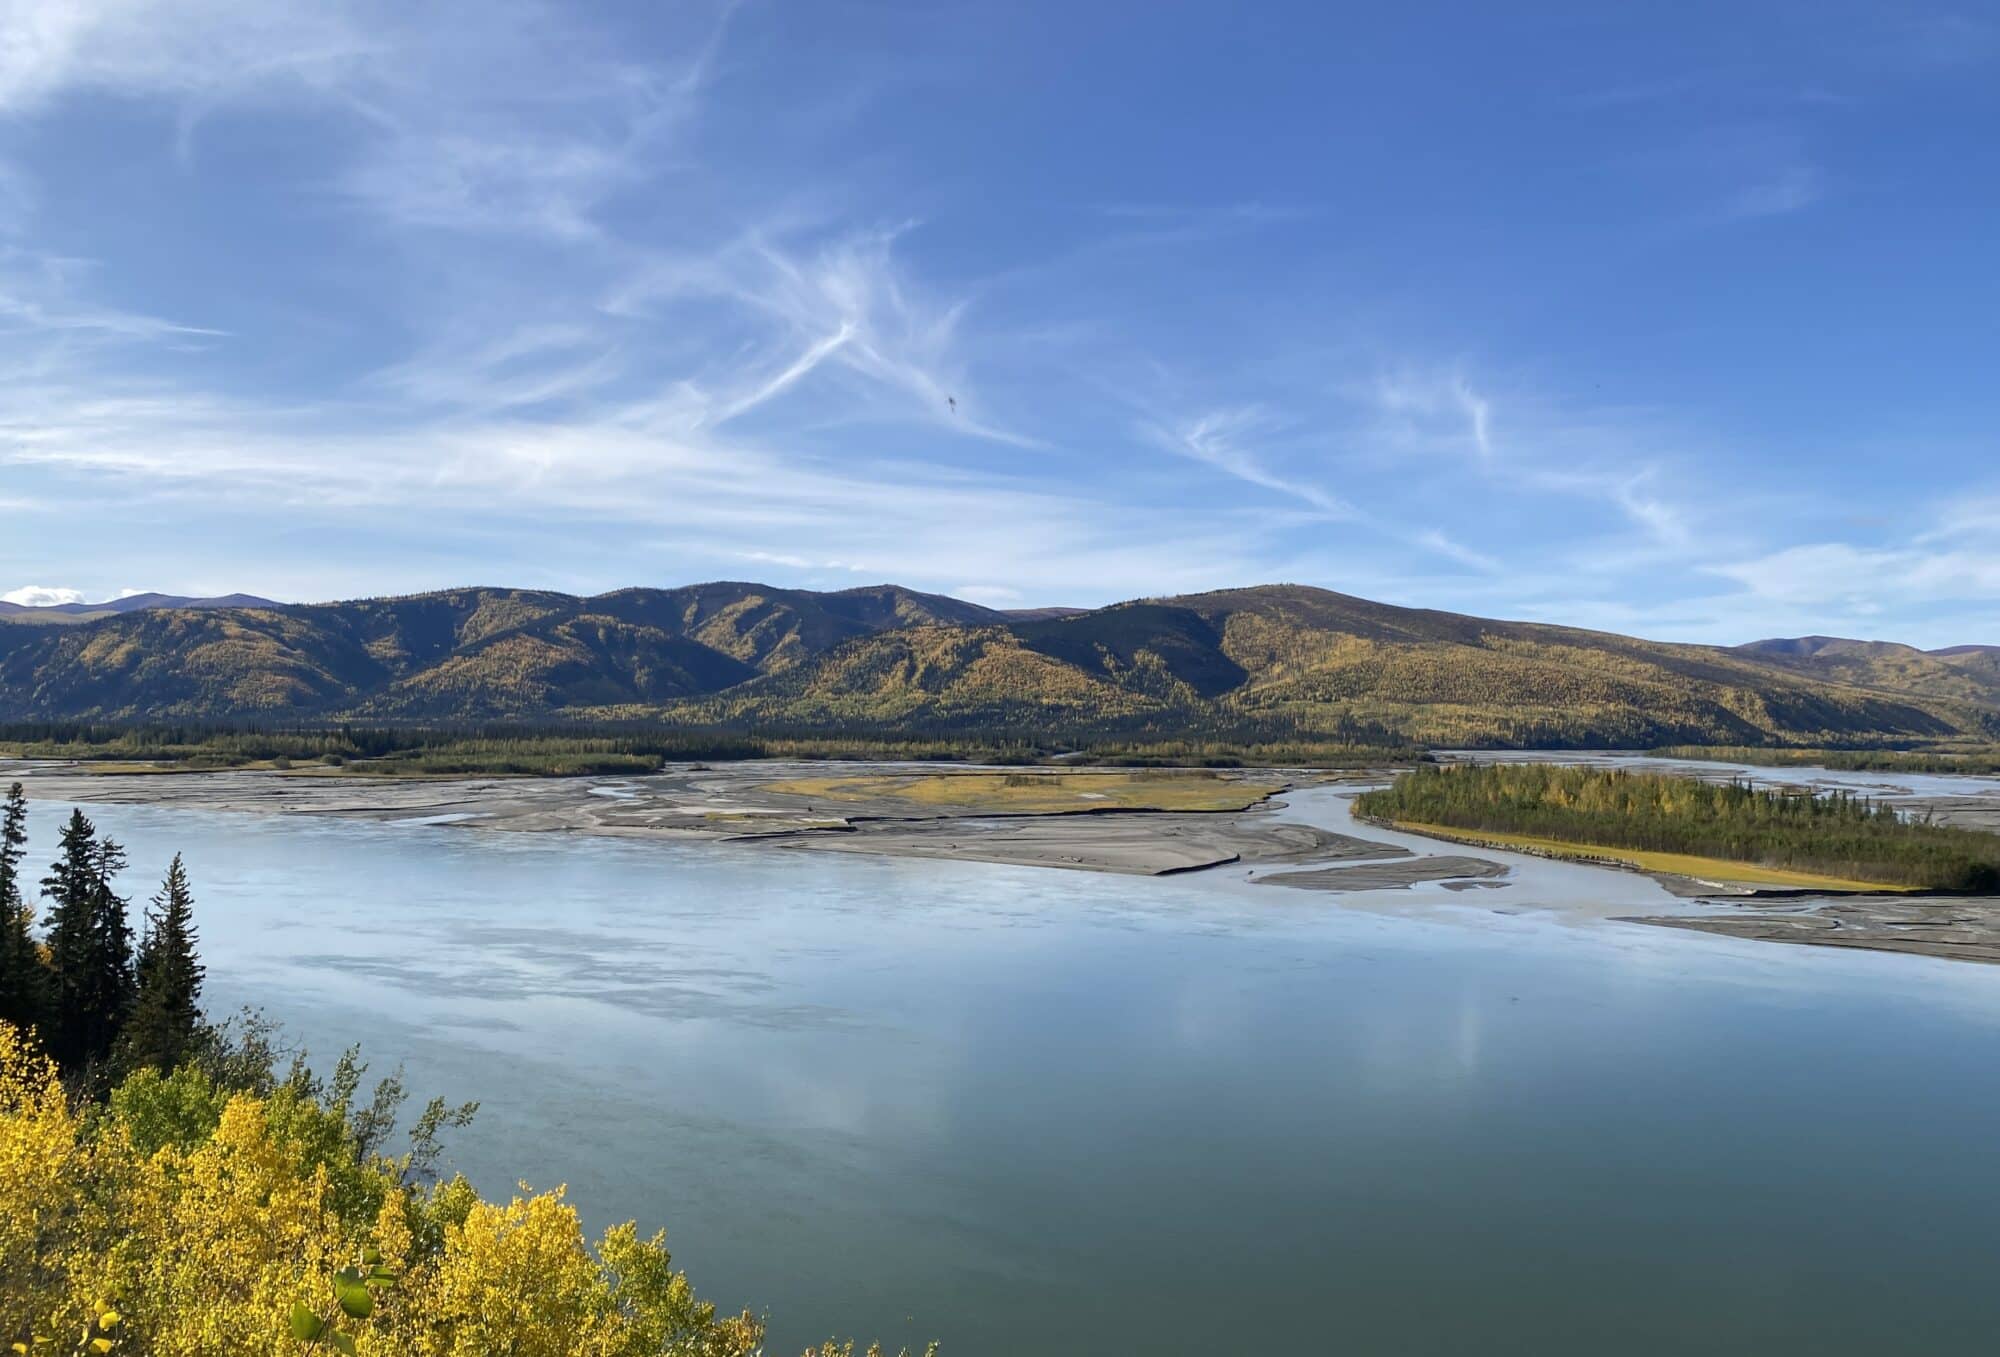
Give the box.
[749,814,1364,875]
[1632,894,2000,965]
[0,760,1379,878]
[1256,854,1509,893]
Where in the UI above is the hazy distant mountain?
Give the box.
[0,592,278,624]
[1734,636,2000,710]
[2,581,1992,747]
[1001,606,1090,622]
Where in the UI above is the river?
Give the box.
[17,778,2000,1354]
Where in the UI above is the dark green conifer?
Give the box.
[121,854,207,1072]
[0,782,44,1030]
[41,809,135,1070]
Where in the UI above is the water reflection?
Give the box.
[16,794,2000,1356]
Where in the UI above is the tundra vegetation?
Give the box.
[1356,764,2000,892]
[0,785,923,1357]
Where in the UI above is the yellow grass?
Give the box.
[63,759,350,777]
[1389,821,1917,892]
[762,769,1272,814]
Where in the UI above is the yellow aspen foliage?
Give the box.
[0,1025,777,1357]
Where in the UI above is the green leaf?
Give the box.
[333,1277,374,1320]
[329,1334,357,1356]
[289,1303,325,1341]
[361,1246,382,1266]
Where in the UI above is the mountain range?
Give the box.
[0,593,277,623]
[0,582,1993,747]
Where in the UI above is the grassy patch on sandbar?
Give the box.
[1384,821,1916,891]
[762,768,1275,814]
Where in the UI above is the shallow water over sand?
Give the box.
[20,789,2000,1355]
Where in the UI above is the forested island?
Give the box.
[1356,764,2000,892]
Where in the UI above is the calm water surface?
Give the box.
[22,788,2000,1355]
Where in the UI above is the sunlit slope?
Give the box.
[0,583,1001,720]
[1734,636,2000,709]
[0,582,1993,745]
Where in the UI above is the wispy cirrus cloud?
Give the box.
[1368,370,1493,460]
[1709,163,1824,223]
[1146,407,1350,518]
[1712,541,2000,609]
[607,225,1028,445]
[0,247,224,340]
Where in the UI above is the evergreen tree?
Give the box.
[41,809,135,1070]
[0,782,43,1030]
[120,853,207,1071]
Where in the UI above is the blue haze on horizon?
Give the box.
[0,1,1995,647]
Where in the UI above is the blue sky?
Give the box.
[1,1,1995,646]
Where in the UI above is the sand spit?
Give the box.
[746,813,1360,875]
[1631,895,2000,965]
[0,760,1383,878]
[1257,854,1509,893]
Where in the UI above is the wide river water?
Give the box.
[20,772,2000,1355]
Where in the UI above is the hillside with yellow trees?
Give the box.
[2,582,1996,748]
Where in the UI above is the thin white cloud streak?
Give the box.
[1920,496,2000,545]
[0,364,1264,600]
[1371,371,1492,460]
[1712,164,1823,222]
[1414,530,1500,572]
[0,247,224,340]
[1356,367,1702,553]
[0,0,374,114]
[1148,408,1350,518]
[610,227,1037,447]
[1709,542,2000,610]
[0,0,729,247]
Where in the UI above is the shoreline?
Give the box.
[10,757,2000,967]
[1354,814,1921,896]
[0,759,1395,879]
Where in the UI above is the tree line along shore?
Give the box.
[7,721,1999,780]
[1356,764,2000,892]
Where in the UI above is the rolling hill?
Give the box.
[1732,636,2000,710]
[0,592,277,624]
[0,582,1993,748]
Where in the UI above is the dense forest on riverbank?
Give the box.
[0,786,914,1356]
[1355,765,2000,891]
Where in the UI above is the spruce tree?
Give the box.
[41,810,135,1071]
[121,854,207,1072]
[0,783,43,1030]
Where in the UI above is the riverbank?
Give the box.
[1363,817,1917,894]
[0,759,1392,878]
[13,756,2000,966]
